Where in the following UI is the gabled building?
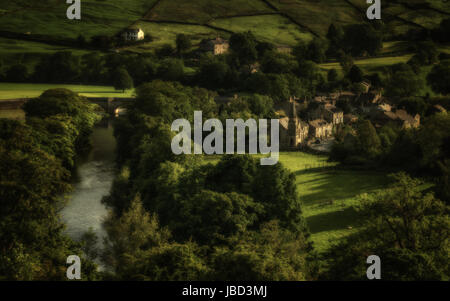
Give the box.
[372,109,420,129]
[121,28,145,41]
[200,37,229,55]
[308,103,343,126]
[308,119,333,140]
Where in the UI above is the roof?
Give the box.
[433,104,447,113]
[396,109,418,124]
[210,37,228,45]
[309,119,331,128]
[123,28,142,33]
[279,117,289,130]
[324,104,343,113]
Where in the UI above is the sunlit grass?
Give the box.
[200,151,389,253]
[0,83,135,100]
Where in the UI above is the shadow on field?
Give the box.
[306,206,359,234]
[298,170,389,206]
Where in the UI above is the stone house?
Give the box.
[360,81,371,93]
[121,28,145,41]
[308,103,343,125]
[201,37,229,55]
[323,104,344,125]
[308,119,333,140]
[372,109,420,129]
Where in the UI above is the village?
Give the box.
[119,28,427,152]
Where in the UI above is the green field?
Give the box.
[0,38,93,55]
[276,152,388,252]
[210,14,313,47]
[124,21,222,51]
[146,0,274,23]
[0,83,135,100]
[202,152,389,253]
[0,0,158,39]
[2,0,449,54]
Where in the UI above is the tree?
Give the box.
[113,68,133,92]
[327,68,338,82]
[197,58,230,90]
[324,173,449,280]
[229,31,258,66]
[156,43,174,58]
[102,197,208,280]
[173,190,263,245]
[347,65,364,83]
[339,52,354,74]
[398,97,427,116]
[5,64,28,82]
[431,18,450,43]
[261,52,293,74]
[33,51,81,83]
[210,221,312,280]
[157,58,184,82]
[355,119,381,159]
[342,24,383,56]
[23,89,101,151]
[427,61,450,95]
[326,23,343,46]
[306,38,327,63]
[386,69,425,98]
[176,34,191,55]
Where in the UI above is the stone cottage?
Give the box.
[121,28,145,41]
[201,37,229,55]
[308,103,343,126]
[308,119,333,140]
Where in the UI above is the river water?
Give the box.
[61,119,116,254]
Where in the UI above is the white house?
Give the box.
[121,28,145,41]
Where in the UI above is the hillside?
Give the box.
[0,0,448,49]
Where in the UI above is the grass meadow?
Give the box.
[0,83,135,100]
[0,0,157,39]
[201,152,389,253]
[210,14,313,47]
[146,0,273,23]
[0,38,93,55]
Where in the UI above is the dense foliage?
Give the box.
[102,81,315,280]
[0,89,101,280]
[324,173,449,280]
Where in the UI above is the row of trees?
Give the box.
[0,89,102,280]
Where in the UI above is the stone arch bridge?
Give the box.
[87,97,134,115]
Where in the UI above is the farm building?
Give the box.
[200,37,229,55]
[308,119,333,140]
[121,28,145,41]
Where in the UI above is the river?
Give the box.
[1,106,117,268]
[60,119,116,258]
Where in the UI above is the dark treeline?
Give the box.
[0,89,102,280]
